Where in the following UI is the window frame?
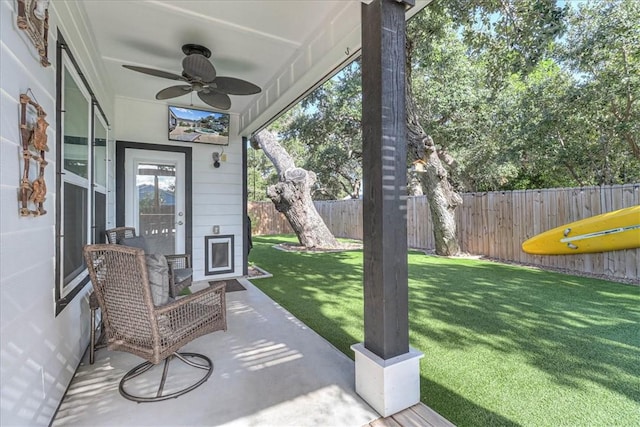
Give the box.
[93,111,108,244]
[55,31,110,315]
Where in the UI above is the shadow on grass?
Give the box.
[420,377,519,426]
[408,259,640,402]
[250,235,640,425]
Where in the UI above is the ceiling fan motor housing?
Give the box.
[182,43,211,58]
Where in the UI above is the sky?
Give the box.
[559,0,589,7]
[169,106,224,121]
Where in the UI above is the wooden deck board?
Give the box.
[392,408,430,427]
[370,417,403,427]
[365,403,455,427]
[408,403,456,427]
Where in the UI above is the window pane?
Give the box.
[93,191,106,244]
[64,69,89,177]
[137,163,176,254]
[94,115,107,187]
[63,182,87,286]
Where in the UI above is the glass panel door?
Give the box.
[124,149,185,254]
[137,162,177,254]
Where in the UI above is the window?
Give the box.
[55,32,110,315]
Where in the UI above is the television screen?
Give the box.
[168,105,230,145]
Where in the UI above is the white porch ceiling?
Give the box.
[79,1,428,136]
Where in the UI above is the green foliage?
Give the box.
[254,1,639,196]
[445,0,568,86]
[559,0,640,181]
[248,144,276,201]
[482,60,586,188]
[278,61,363,199]
[408,0,639,190]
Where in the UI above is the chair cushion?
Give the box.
[119,236,150,253]
[145,254,170,306]
[173,268,193,284]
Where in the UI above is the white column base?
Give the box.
[351,343,424,418]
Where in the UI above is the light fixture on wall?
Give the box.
[212,148,226,168]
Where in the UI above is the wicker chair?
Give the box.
[104,226,193,297]
[88,227,194,364]
[105,226,136,245]
[88,225,137,364]
[83,244,227,402]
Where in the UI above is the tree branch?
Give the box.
[253,131,296,180]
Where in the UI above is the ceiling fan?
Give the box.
[122,44,261,110]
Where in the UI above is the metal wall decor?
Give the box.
[16,0,51,67]
[19,91,49,216]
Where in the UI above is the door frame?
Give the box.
[116,140,192,258]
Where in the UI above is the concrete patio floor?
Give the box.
[52,278,380,426]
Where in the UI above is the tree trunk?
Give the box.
[253,129,339,249]
[406,41,462,256]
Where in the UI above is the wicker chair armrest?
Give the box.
[156,282,224,314]
[153,283,226,350]
[165,254,191,269]
[165,254,193,298]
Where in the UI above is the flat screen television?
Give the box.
[168,105,230,145]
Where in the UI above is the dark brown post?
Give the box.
[361,0,413,360]
[242,136,249,276]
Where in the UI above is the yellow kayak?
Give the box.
[522,205,640,255]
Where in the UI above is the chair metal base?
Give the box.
[119,352,213,403]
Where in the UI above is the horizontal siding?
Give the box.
[192,182,242,195]
[1,2,64,424]
[116,98,246,281]
[191,203,241,216]
[1,1,116,425]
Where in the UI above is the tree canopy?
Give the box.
[248,0,639,201]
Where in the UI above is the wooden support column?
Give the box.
[353,0,422,417]
[242,136,249,276]
[361,0,412,360]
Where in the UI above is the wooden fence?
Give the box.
[249,184,639,283]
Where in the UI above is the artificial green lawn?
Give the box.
[249,235,640,427]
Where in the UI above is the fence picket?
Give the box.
[249,184,639,283]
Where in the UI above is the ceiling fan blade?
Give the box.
[213,77,262,95]
[156,85,193,100]
[198,91,231,110]
[182,54,216,82]
[122,65,185,81]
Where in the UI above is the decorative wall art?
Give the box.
[19,91,49,216]
[16,0,51,67]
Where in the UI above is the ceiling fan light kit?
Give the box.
[123,44,261,111]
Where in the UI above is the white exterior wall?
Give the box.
[0,1,114,425]
[114,97,245,281]
[1,2,243,423]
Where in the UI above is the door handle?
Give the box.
[177,221,184,226]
